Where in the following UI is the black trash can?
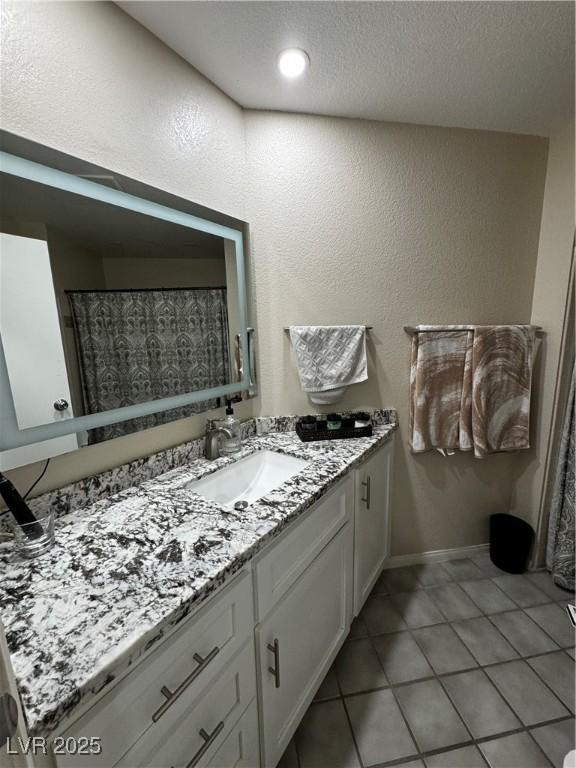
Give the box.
[490,513,534,574]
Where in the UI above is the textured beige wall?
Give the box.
[1,1,247,218]
[1,1,255,495]
[244,112,548,555]
[509,121,575,550]
[1,3,556,559]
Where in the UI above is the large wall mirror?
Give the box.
[0,136,253,467]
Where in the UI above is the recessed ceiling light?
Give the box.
[277,48,310,79]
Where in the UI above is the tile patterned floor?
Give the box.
[279,558,575,768]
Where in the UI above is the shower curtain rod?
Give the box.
[403,325,544,334]
[65,286,227,293]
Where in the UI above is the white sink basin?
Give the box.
[186,450,308,509]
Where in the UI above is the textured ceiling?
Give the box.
[119,1,574,137]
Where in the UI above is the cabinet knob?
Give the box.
[53,398,69,412]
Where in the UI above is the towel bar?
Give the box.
[404,325,543,335]
[283,325,373,331]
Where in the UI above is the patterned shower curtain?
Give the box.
[546,364,575,591]
[68,288,230,443]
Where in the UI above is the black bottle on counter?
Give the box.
[0,473,43,539]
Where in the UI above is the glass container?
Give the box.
[13,509,55,559]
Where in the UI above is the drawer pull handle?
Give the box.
[152,645,220,723]
[185,721,225,768]
[361,476,371,510]
[267,638,281,688]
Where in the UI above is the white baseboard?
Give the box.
[382,543,489,569]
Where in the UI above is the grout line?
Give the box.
[482,576,525,611]
[384,574,574,758]
[364,620,569,672]
[361,716,573,768]
[423,583,485,623]
[309,693,342,703]
[447,621,569,664]
[365,606,476,759]
[345,603,422,762]
[521,653,575,716]
[425,588,572,760]
[450,590,566,663]
[336,670,366,768]
[308,566,573,768]
[487,574,554,609]
[483,608,565,661]
[435,668,489,742]
[524,730,556,768]
[422,742,491,768]
[458,578,523,614]
[323,640,366,768]
[402,623,478,679]
[375,676,422,763]
[438,663,532,746]
[522,603,575,647]
[328,638,576,702]
[382,624,477,748]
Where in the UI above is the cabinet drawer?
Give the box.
[208,700,260,768]
[254,475,353,620]
[54,571,253,768]
[115,641,256,768]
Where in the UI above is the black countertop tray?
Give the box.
[295,421,373,442]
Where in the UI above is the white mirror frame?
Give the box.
[0,151,252,451]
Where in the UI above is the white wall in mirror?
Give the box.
[0,343,79,472]
[0,233,78,431]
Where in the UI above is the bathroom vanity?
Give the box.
[0,417,395,768]
[0,134,396,768]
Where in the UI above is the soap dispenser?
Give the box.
[220,400,241,455]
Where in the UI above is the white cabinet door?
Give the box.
[353,439,393,615]
[256,523,353,768]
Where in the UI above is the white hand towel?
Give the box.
[289,325,368,404]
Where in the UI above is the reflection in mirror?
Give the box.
[0,171,240,445]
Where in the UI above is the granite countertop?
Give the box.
[0,417,396,739]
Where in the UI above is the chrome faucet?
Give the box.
[205,425,234,460]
